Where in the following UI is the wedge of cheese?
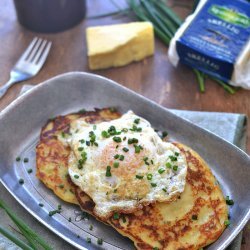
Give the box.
[86,22,154,70]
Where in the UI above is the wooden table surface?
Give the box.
[0,0,249,249]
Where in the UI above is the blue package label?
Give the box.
[176,0,250,82]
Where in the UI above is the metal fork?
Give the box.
[0,37,52,99]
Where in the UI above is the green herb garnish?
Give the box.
[123,147,129,152]
[23,158,29,163]
[19,179,24,185]
[113,212,120,220]
[0,199,52,250]
[173,165,178,171]
[119,155,125,161]
[114,154,120,159]
[113,136,122,143]
[136,175,144,179]
[113,162,119,168]
[226,196,234,206]
[147,174,153,180]
[97,238,103,245]
[158,168,165,174]
[27,169,33,174]
[106,166,112,177]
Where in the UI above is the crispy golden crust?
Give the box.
[36,108,121,205]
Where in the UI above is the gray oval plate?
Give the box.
[0,72,249,250]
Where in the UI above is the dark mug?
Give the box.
[13,0,86,33]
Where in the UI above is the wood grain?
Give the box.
[0,0,249,249]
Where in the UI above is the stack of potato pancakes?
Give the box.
[36,108,228,250]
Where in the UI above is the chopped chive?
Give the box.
[27,169,33,174]
[86,141,90,146]
[106,166,112,177]
[128,138,138,144]
[86,237,91,243]
[123,147,129,152]
[39,203,44,207]
[49,210,60,216]
[77,235,80,238]
[130,125,142,132]
[174,152,180,156]
[114,154,120,159]
[58,204,62,210]
[162,131,168,138]
[78,147,84,151]
[134,145,141,153]
[192,214,198,220]
[113,212,119,220]
[151,160,154,164]
[101,131,110,138]
[16,157,21,162]
[97,238,103,245]
[68,217,72,222]
[123,136,127,141]
[136,175,144,179]
[169,155,177,161]
[113,162,119,168]
[79,139,85,143]
[119,155,125,161]
[147,174,153,180]
[19,179,24,185]
[113,136,122,143]
[158,168,165,174]
[74,175,79,179]
[134,118,140,124]
[224,220,230,226]
[151,183,157,187]
[162,188,167,192]
[59,184,64,189]
[226,196,234,206]
[23,158,29,163]
[153,247,159,250]
[166,162,172,168]
[122,128,128,132]
[173,165,178,171]
[89,224,93,230]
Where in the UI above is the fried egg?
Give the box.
[66,111,187,219]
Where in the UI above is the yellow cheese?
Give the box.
[86,22,154,70]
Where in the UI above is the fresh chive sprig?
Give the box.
[0,199,52,250]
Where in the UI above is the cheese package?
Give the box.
[168,0,250,89]
[86,22,154,70]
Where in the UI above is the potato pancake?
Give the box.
[76,143,228,250]
[36,108,121,204]
[37,109,228,249]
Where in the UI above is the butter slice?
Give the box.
[86,22,154,70]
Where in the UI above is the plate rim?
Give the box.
[0,71,249,250]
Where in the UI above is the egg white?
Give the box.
[66,111,187,219]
